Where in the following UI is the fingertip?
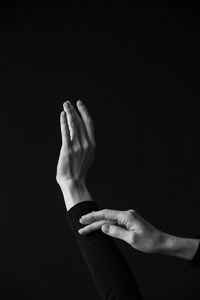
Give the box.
[60,111,65,119]
[79,218,88,225]
[63,102,66,111]
[80,213,86,219]
[77,100,83,106]
[78,228,87,235]
[63,101,71,110]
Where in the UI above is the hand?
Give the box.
[79,209,166,254]
[56,100,96,186]
[56,100,96,210]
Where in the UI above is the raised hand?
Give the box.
[56,100,95,185]
[56,100,96,210]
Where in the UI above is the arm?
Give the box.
[56,101,142,300]
[79,209,200,262]
[159,233,199,261]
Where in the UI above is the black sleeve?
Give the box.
[66,201,143,300]
[190,235,200,268]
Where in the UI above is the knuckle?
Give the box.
[74,143,82,153]
[128,209,136,218]
[56,174,60,183]
[83,140,89,150]
[126,211,133,219]
[128,209,136,213]
[67,149,73,157]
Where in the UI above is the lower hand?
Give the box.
[79,209,166,254]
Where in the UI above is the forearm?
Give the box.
[58,179,93,211]
[159,232,200,261]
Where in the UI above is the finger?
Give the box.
[101,224,132,244]
[70,103,88,146]
[78,220,116,235]
[63,101,78,142]
[80,209,123,224]
[74,102,95,178]
[77,100,95,146]
[60,111,70,147]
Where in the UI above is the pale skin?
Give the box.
[56,100,200,261]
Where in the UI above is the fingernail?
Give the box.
[102,224,110,233]
[79,218,83,223]
[78,229,83,234]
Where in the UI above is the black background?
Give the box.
[1,1,200,299]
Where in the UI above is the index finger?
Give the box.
[80,209,123,224]
[76,100,96,146]
[60,110,70,148]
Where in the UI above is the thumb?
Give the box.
[101,224,131,244]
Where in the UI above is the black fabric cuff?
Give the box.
[66,201,99,231]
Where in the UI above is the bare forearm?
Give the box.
[159,232,200,261]
[58,179,93,211]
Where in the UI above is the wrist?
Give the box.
[59,178,85,191]
[58,179,93,211]
[157,232,177,255]
[158,232,200,261]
